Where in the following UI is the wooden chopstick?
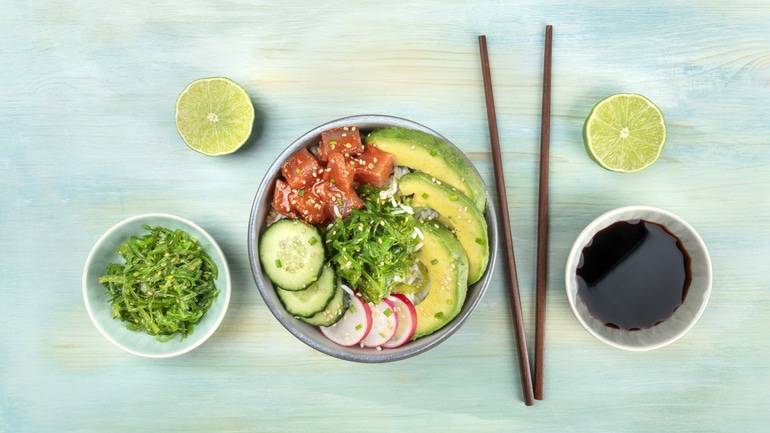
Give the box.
[534,25,553,401]
[477,35,535,406]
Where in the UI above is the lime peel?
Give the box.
[175,77,255,156]
[583,93,666,173]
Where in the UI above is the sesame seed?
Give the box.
[343,126,349,131]
[342,133,347,137]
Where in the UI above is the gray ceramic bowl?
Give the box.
[248,115,498,362]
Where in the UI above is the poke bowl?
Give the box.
[248,115,498,362]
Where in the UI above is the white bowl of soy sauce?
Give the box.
[565,206,712,351]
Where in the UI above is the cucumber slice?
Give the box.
[301,283,349,327]
[259,219,325,291]
[276,265,336,318]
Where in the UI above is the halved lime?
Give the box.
[584,94,666,172]
[175,77,255,156]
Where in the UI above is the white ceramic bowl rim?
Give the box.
[82,213,232,358]
[564,206,712,351]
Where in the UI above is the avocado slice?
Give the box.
[365,127,486,211]
[399,172,489,284]
[413,221,469,339]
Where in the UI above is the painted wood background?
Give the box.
[2,1,769,432]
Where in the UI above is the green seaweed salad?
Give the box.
[99,225,219,341]
[324,186,420,303]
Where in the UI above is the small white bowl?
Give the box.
[83,213,231,358]
[565,206,712,351]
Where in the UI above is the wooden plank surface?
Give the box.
[1,1,769,431]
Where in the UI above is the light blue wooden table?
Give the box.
[2,1,769,432]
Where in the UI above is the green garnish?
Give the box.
[355,323,362,331]
[449,194,459,201]
[475,237,485,245]
[98,225,219,341]
[383,308,393,317]
[430,259,439,265]
[308,237,318,245]
[434,312,445,319]
[275,259,283,268]
[297,188,305,197]
[421,192,429,199]
[325,186,419,303]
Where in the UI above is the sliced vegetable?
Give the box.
[399,172,489,284]
[361,298,399,348]
[259,219,325,291]
[353,145,394,187]
[382,294,417,348]
[319,126,364,161]
[276,265,336,317]
[412,221,469,339]
[301,283,349,326]
[320,294,372,346]
[281,148,321,189]
[365,126,486,211]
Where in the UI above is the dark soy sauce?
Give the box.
[576,220,691,330]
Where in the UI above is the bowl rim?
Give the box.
[247,114,498,363]
[82,213,232,358]
[564,205,712,351]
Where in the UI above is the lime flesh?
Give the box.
[175,77,255,156]
[584,94,666,172]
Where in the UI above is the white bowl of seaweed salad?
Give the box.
[83,213,231,358]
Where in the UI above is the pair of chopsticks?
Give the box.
[478,26,552,406]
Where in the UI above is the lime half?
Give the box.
[175,77,255,156]
[584,94,666,172]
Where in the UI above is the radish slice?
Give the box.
[320,294,372,346]
[361,298,399,348]
[382,294,417,348]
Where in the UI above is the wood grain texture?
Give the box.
[1,0,769,432]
